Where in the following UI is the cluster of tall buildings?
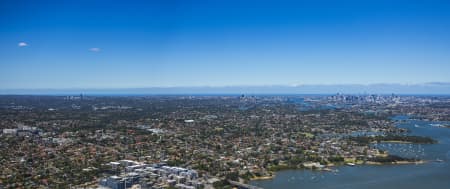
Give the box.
[99,160,202,189]
[2,125,41,137]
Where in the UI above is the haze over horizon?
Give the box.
[2,83,450,95]
[1,0,450,90]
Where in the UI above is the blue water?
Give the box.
[251,117,450,189]
[288,97,338,111]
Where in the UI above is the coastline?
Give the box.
[250,175,276,181]
[375,140,413,144]
[249,159,427,182]
[365,160,426,165]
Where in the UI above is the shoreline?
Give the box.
[365,160,426,165]
[375,140,413,144]
[248,160,427,182]
[250,175,276,181]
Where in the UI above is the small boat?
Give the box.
[346,163,356,166]
[435,159,444,162]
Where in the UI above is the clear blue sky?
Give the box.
[1,0,450,89]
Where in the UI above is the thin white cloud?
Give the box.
[18,42,28,47]
[89,47,101,52]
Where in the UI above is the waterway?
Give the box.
[250,116,450,188]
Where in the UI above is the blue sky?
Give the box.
[1,0,450,89]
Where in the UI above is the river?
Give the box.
[250,116,450,189]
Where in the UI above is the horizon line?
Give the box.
[1,82,450,95]
[1,82,450,91]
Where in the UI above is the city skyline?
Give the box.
[1,0,450,89]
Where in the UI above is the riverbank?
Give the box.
[247,151,427,182]
[250,175,276,181]
[376,140,413,144]
[366,160,426,165]
[350,135,437,144]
